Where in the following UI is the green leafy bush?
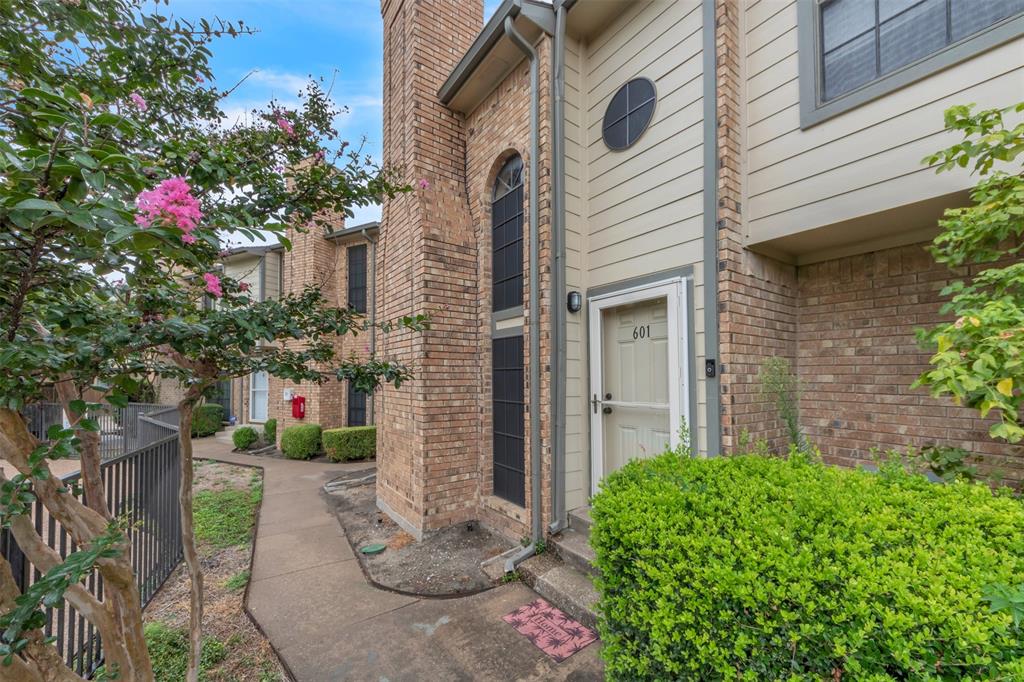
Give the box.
[190,404,224,438]
[591,450,1024,681]
[322,426,376,461]
[232,426,259,450]
[263,418,277,446]
[280,424,322,460]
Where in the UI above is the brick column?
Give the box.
[376,0,484,537]
[716,0,799,452]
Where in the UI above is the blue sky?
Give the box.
[172,0,503,228]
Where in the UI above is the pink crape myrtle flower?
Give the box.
[314,149,325,161]
[416,178,430,190]
[203,273,223,298]
[129,92,147,112]
[239,282,251,292]
[275,114,295,137]
[135,176,202,243]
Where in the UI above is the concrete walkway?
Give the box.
[193,435,603,682]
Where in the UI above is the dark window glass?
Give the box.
[820,0,1024,102]
[491,156,524,312]
[347,244,367,314]
[602,78,656,150]
[347,381,367,427]
[492,336,525,506]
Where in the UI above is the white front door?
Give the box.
[249,371,268,422]
[588,279,688,493]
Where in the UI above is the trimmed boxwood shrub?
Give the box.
[591,451,1024,681]
[280,424,321,460]
[190,404,224,437]
[323,426,376,462]
[231,426,259,450]
[263,418,277,447]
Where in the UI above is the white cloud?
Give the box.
[246,69,311,96]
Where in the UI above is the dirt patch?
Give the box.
[144,461,286,681]
[328,482,515,596]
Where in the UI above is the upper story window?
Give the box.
[347,244,367,314]
[602,78,657,151]
[492,155,524,312]
[799,0,1024,127]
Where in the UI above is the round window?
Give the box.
[602,78,656,151]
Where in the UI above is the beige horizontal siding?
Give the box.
[743,0,1024,241]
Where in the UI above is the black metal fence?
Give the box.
[2,407,182,677]
[21,402,177,460]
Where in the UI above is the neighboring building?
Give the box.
[372,0,1024,545]
[156,222,379,442]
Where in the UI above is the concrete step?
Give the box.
[552,527,597,578]
[517,553,599,631]
[568,506,592,535]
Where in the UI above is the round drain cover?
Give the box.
[360,543,386,555]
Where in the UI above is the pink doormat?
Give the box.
[502,598,598,662]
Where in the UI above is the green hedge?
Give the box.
[591,451,1024,681]
[279,424,321,460]
[323,426,376,462]
[231,426,258,450]
[263,418,277,446]
[190,404,224,438]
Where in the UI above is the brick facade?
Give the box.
[715,0,1019,476]
[376,0,485,537]
[463,39,554,541]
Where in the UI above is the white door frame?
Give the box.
[249,371,268,423]
[588,277,689,495]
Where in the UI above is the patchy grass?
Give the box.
[224,570,250,592]
[194,482,261,549]
[143,461,284,681]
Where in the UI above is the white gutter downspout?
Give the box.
[361,227,378,423]
[504,14,543,573]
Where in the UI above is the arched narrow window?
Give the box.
[491,155,524,312]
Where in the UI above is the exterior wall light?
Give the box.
[567,290,582,313]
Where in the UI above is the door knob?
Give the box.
[602,406,613,415]
[604,393,612,400]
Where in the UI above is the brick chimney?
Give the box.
[376,0,484,538]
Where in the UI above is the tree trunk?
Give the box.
[0,408,155,681]
[176,398,203,682]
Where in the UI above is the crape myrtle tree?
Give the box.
[0,1,419,680]
[914,102,1024,444]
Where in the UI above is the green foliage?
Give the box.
[139,622,227,681]
[231,426,259,450]
[591,449,1024,681]
[915,102,1024,442]
[193,483,260,549]
[757,356,804,450]
[322,426,375,461]
[280,424,322,460]
[917,444,981,482]
[262,418,277,446]
[223,570,250,592]
[190,404,224,438]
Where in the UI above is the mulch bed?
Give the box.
[327,481,515,597]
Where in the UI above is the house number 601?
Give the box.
[632,325,650,340]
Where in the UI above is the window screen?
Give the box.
[492,335,525,506]
[347,244,367,314]
[820,0,1024,102]
[347,381,367,427]
[602,78,656,150]
[492,155,524,312]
